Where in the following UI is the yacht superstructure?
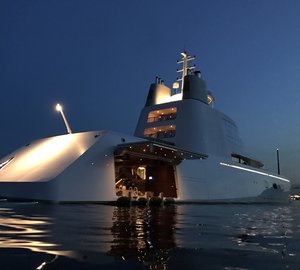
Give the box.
[0,52,291,203]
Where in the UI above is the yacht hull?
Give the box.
[0,132,291,203]
[176,157,290,203]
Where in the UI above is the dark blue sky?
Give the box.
[1,0,300,183]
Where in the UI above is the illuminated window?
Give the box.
[144,125,176,139]
[147,107,177,123]
[231,153,263,168]
[137,166,146,180]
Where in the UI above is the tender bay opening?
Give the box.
[114,141,205,203]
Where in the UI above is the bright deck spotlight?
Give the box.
[55,103,72,134]
[55,103,62,112]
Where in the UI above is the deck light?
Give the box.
[173,81,180,90]
[55,104,62,112]
[55,103,72,134]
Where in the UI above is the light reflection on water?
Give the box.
[0,202,299,269]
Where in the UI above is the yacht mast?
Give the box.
[176,52,195,91]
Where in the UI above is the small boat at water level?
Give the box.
[0,52,291,203]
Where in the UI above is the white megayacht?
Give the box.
[0,52,291,203]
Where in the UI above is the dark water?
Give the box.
[0,201,299,270]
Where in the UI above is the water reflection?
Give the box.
[0,203,178,268]
[0,202,299,269]
[109,206,177,268]
[0,204,73,258]
[231,206,293,254]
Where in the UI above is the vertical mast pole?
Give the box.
[181,52,188,91]
[277,148,281,175]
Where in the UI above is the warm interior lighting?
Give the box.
[147,107,177,123]
[156,92,182,105]
[144,125,176,139]
[137,166,146,180]
[154,84,182,105]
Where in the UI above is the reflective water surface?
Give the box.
[0,202,299,269]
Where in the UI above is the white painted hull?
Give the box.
[0,132,291,203]
[176,157,290,203]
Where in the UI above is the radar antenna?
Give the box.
[176,52,196,91]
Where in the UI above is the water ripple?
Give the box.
[0,202,299,269]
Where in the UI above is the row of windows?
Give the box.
[145,130,176,139]
[144,125,176,139]
[147,107,177,123]
[145,107,177,139]
[147,113,177,123]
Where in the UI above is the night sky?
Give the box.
[1,0,300,183]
